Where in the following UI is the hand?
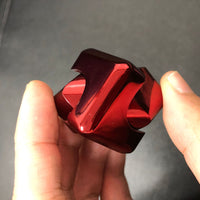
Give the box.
[13,71,200,200]
[161,71,200,183]
[12,81,132,200]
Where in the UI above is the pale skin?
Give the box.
[13,71,200,200]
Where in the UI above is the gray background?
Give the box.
[0,0,200,199]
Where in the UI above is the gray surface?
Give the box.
[0,0,11,45]
[0,0,200,199]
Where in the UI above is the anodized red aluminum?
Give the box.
[54,49,163,153]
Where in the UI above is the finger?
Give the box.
[74,140,110,200]
[15,81,59,145]
[101,151,132,200]
[58,119,84,196]
[161,71,200,183]
[13,81,64,200]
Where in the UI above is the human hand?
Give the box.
[12,81,132,200]
[13,70,200,200]
[161,71,200,183]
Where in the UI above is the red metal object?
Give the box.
[54,49,162,153]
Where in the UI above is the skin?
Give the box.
[13,71,200,200]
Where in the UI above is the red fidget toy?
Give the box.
[54,49,162,153]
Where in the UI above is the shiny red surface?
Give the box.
[54,49,162,153]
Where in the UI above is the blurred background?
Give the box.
[0,0,200,199]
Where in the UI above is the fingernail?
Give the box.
[167,71,193,94]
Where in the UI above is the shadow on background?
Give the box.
[137,171,200,200]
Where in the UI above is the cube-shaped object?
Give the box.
[54,49,162,153]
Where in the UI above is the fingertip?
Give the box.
[25,80,53,96]
[161,70,176,81]
[160,71,190,153]
[161,71,200,153]
[161,71,200,183]
[160,71,176,91]
[21,80,54,108]
[16,79,58,145]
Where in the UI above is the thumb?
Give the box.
[161,71,200,183]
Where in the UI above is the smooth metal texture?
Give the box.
[55,49,163,153]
